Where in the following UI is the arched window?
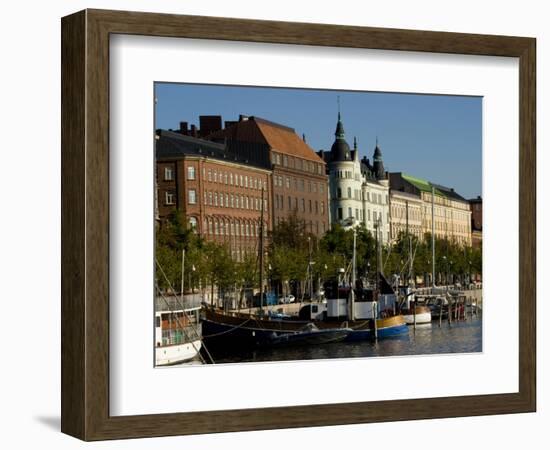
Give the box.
[188,217,198,229]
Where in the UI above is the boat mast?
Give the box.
[259,187,265,314]
[181,248,185,300]
[375,219,379,293]
[405,200,410,285]
[349,222,356,320]
[431,185,435,289]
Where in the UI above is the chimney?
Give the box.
[199,115,222,137]
[239,114,249,122]
[190,124,198,137]
[179,122,188,134]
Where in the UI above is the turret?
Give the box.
[372,138,385,180]
[330,111,351,162]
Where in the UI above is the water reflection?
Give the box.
[206,316,482,364]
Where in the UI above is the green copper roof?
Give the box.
[402,174,445,196]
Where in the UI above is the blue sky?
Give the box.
[155,83,482,199]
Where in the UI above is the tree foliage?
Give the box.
[156,209,482,300]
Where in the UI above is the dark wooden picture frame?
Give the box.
[61,9,536,441]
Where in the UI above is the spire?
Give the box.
[330,97,351,161]
[335,96,345,139]
[372,137,385,180]
[353,136,357,150]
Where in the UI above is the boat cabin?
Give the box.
[322,275,398,321]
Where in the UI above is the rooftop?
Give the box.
[155,130,271,170]
[208,116,325,164]
[400,173,467,202]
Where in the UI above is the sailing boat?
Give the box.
[398,199,432,325]
[201,188,351,349]
[155,292,203,366]
[301,217,408,341]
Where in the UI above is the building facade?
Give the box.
[318,113,390,243]
[389,190,424,241]
[205,115,330,237]
[469,196,483,248]
[156,130,272,261]
[389,173,472,246]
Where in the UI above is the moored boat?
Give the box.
[202,307,352,349]
[155,294,202,366]
[267,323,351,347]
[296,278,409,341]
[401,305,432,325]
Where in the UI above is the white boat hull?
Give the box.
[155,339,202,366]
[402,312,432,325]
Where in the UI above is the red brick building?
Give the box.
[201,115,330,237]
[469,196,483,248]
[156,130,272,261]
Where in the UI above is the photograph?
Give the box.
[153,83,483,366]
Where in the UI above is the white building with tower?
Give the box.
[318,112,390,244]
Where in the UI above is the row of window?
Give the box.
[335,187,388,205]
[391,225,423,239]
[274,194,325,215]
[203,167,267,190]
[423,220,470,234]
[337,207,389,225]
[332,169,361,182]
[273,175,325,194]
[271,152,324,175]
[163,164,268,190]
[422,205,470,222]
[391,205,422,221]
[198,190,267,211]
[202,217,265,238]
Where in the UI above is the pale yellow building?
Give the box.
[389,190,423,241]
[389,173,472,246]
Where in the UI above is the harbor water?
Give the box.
[203,314,482,365]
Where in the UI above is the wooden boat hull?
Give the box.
[202,308,408,347]
[343,316,409,342]
[268,329,350,347]
[202,308,328,348]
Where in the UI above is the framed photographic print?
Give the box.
[61,9,536,441]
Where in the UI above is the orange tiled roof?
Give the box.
[208,117,324,164]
